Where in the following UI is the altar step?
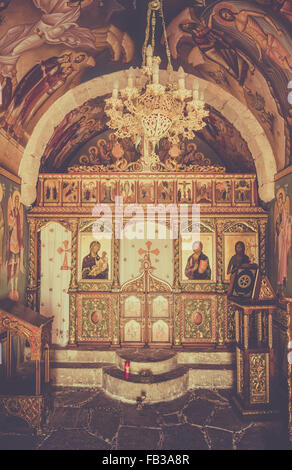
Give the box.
[103,365,189,403]
[50,348,235,402]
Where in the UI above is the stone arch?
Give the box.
[19,70,277,205]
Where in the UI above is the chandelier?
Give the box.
[104,0,209,171]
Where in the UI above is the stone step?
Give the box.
[177,351,234,365]
[49,348,235,399]
[50,362,112,388]
[50,348,235,367]
[50,349,116,364]
[50,361,234,397]
[102,365,189,404]
[188,364,234,389]
[116,349,178,375]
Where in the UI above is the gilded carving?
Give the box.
[121,276,145,293]
[236,347,243,397]
[32,171,267,349]
[258,220,267,274]
[27,219,37,300]
[181,283,217,293]
[67,219,78,291]
[112,237,120,289]
[182,296,216,343]
[0,396,44,434]
[68,156,225,174]
[217,294,226,345]
[223,220,258,233]
[76,294,112,342]
[173,295,181,345]
[216,219,224,290]
[77,282,112,292]
[68,293,77,345]
[249,353,268,404]
[173,238,180,290]
[258,277,274,301]
[112,295,120,345]
[149,276,172,293]
[37,174,258,210]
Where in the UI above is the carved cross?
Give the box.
[138,241,160,270]
[57,240,71,270]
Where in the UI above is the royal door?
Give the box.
[120,251,173,347]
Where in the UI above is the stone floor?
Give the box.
[0,388,291,450]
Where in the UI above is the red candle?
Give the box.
[124,360,130,379]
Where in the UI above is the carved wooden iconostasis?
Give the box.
[26,166,268,351]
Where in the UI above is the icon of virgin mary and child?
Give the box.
[82,241,109,279]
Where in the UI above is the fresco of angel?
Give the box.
[271,0,292,24]
[210,2,292,73]
[0,183,4,284]
[41,99,104,169]
[274,187,292,288]
[164,7,254,86]
[0,0,134,79]
[4,50,96,137]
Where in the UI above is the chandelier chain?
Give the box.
[151,7,156,51]
[142,4,152,66]
[104,0,209,172]
[160,0,172,69]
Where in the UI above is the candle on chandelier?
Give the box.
[146,44,153,67]
[113,81,119,99]
[178,66,185,90]
[153,60,159,84]
[167,63,174,83]
[193,79,199,90]
[192,79,199,99]
[128,67,134,88]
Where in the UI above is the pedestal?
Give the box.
[229,300,278,417]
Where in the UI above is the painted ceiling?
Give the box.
[0,0,291,176]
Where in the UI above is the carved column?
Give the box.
[111,294,120,347]
[112,237,120,290]
[68,219,78,346]
[27,218,38,310]
[172,238,181,291]
[173,294,182,347]
[172,238,182,347]
[69,219,78,291]
[215,220,225,293]
[111,233,120,346]
[217,294,226,346]
[259,220,267,275]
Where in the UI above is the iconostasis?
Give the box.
[26,170,267,349]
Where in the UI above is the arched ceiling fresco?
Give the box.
[19,70,276,204]
[39,95,255,173]
[0,0,291,202]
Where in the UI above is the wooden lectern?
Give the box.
[228,266,278,417]
[0,299,53,433]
